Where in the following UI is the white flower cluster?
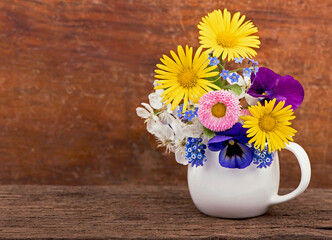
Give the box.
[136,83,204,165]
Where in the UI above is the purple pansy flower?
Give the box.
[208,123,253,169]
[247,67,304,110]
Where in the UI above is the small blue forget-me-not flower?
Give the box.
[229,72,240,83]
[221,70,230,80]
[208,56,220,66]
[234,57,244,64]
[243,68,251,78]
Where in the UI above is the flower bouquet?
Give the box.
[137,9,311,218]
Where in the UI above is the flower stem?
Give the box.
[223,59,228,69]
[230,68,244,73]
[218,63,224,70]
[212,76,221,82]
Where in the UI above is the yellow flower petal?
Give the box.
[154,45,220,111]
[198,9,260,61]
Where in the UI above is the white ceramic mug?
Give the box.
[187,142,311,219]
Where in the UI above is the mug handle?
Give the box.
[270,142,311,205]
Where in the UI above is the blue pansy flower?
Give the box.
[184,110,195,121]
[243,68,251,78]
[229,72,240,83]
[221,70,230,80]
[252,146,274,168]
[208,56,220,66]
[234,57,244,64]
[208,123,254,169]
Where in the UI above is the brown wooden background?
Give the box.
[0,0,330,188]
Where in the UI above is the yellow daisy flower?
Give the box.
[241,99,297,153]
[198,9,260,61]
[154,45,220,112]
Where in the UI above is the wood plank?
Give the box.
[0,0,330,187]
[0,186,331,239]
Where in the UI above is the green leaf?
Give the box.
[203,126,216,139]
[223,84,242,95]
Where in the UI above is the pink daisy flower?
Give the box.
[198,90,241,132]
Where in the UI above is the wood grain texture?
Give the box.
[0,185,331,239]
[0,0,330,186]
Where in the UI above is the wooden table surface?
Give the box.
[0,186,331,239]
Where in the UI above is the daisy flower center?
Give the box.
[177,69,197,88]
[211,102,227,118]
[260,115,276,131]
[216,32,235,48]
